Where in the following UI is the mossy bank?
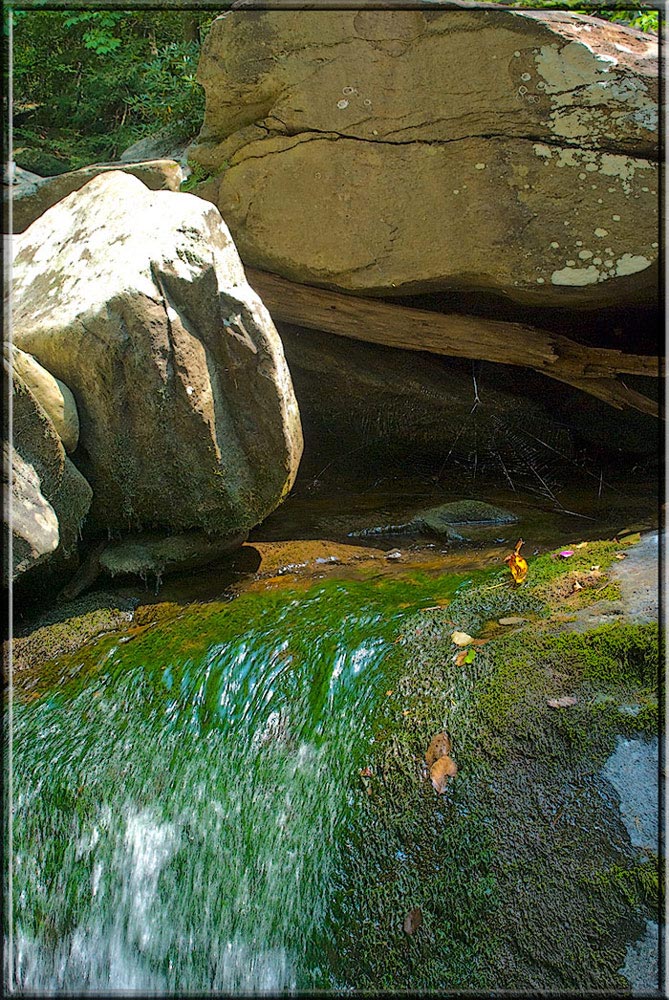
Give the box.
[325,533,659,992]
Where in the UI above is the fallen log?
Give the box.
[246,267,660,418]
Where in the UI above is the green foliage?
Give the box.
[484,1,659,33]
[12,11,213,172]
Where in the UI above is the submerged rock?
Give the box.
[12,171,303,537]
[191,8,658,307]
[350,500,517,539]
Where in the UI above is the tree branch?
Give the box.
[245,267,660,418]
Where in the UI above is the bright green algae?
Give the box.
[9,569,478,991]
[8,541,659,992]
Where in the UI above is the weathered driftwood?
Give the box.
[246,267,660,418]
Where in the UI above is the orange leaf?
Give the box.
[430,754,458,792]
[425,731,453,767]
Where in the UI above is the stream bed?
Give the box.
[6,474,661,993]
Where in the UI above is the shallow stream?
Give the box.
[6,473,659,992]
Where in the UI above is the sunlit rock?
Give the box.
[190,7,658,307]
[12,171,303,537]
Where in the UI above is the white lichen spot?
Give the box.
[615,254,650,276]
[342,87,357,96]
[605,248,613,255]
[337,99,349,109]
[630,107,658,132]
[513,50,521,58]
[594,228,608,237]
[585,163,598,173]
[566,260,576,266]
[550,241,559,249]
[597,199,603,204]
[575,240,583,246]
[521,73,531,82]
[612,215,621,221]
[608,187,616,192]
[475,163,486,170]
[453,189,460,195]
[578,250,593,260]
[578,172,586,180]
[604,260,614,268]
[535,41,610,95]
[556,148,579,168]
[593,257,602,265]
[364,98,372,106]
[186,386,194,396]
[536,277,545,284]
[651,242,658,249]
[551,265,600,286]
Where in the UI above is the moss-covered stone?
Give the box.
[326,534,659,991]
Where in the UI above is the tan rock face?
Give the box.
[8,159,183,234]
[6,359,92,585]
[11,347,80,454]
[190,8,658,307]
[12,171,303,536]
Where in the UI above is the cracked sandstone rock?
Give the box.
[12,171,303,536]
[7,159,184,235]
[190,8,658,307]
[5,355,92,586]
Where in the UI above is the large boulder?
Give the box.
[12,171,303,537]
[7,159,183,234]
[190,8,658,308]
[5,356,93,586]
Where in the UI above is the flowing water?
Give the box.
[8,570,474,992]
[7,472,659,992]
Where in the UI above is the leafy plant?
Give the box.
[11,11,214,172]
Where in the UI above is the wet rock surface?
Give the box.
[349,500,517,539]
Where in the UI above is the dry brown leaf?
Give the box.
[386,690,394,696]
[403,907,423,935]
[573,580,583,591]
[430,754,458,793]
[425,731,452,767]
[615,552,628,560]
[359,767,373,778]
[498,616,526,626]
[547,696,578,709]
[471,638,489,646]
[451,630,474,646]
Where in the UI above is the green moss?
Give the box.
[578,856,660,911]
